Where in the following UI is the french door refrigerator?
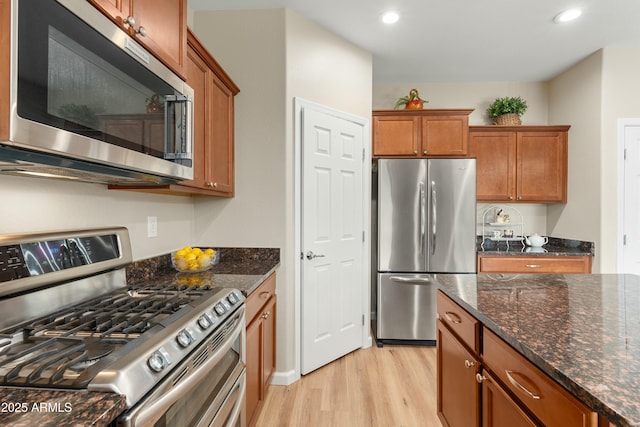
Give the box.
[373,158,476,345]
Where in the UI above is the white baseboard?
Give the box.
[269,369,298,386]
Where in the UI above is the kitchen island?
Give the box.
[436,273,640,427]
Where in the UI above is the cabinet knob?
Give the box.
[124,16,136,27]
[262,311,270,319]
[517,196,522,200]
[136,26,147,37]
[413,150,418,155]
[475,373,487,384]
[464,360,476,369]
[422,150,428,155]
[508,196,513,200]
[213,182,218,188]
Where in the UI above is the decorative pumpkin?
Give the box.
[394,88,428,110]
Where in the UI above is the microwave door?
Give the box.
[377,159,428,272]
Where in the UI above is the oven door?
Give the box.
[116,308,246,427]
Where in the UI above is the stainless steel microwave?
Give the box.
[0,0,194,185]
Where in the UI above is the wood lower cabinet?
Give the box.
[469,126,569,203]
[483,327,597,427]
[481,369,538,427]
[477,255,592,274]
[373,109,473,157]
[437,319,480,427]
[437,291,598,427]
[88,0,187,78]
[246,272,277,427]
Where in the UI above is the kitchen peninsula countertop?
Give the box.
[436,273,640,427]
[0,247,280,426]
[477,236,595,257]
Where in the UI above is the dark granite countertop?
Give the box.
[0,247,280,426]
[477,236,595,257]
[0,389,126,426]
[435,273,640,427]
[126,247,281,296]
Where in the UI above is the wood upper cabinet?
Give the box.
[373,109,473,157]
[477,255,592,274]
[246,272,277,427]
[469,126,569,203]
[88,0,187,78]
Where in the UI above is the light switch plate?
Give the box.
[147,216,158,238]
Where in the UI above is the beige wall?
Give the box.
[373,82,549,125]
[192,9,372,382]
[547,51,603,271]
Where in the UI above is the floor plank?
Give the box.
[254,345,442,427]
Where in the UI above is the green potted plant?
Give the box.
[487,96,528,125]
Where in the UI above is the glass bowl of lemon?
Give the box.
[172,246,219,273]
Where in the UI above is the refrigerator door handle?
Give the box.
[431,180,437,255]
[419,182,426,256]
[390,276,432,283]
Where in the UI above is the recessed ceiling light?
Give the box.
[381,11,400,25]
[553,8,582,23]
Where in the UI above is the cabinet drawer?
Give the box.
[245,272,276,322]
[437,291,480,353]
[482,327,597,427]
[477,255,592,274]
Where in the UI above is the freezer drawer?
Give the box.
[376,273,437,342]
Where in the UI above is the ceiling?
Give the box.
[188,0,640,83]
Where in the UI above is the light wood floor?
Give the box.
[253,345,443,427]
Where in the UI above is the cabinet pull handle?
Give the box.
[505,370,541,400]
[475,373,487,383]
[464,360,475,369]
[525,264,541,268]
[259,291,270,299]
[444,311,462,324]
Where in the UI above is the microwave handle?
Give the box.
[163,94,193,162]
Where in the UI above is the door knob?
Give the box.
[306,251,325,260]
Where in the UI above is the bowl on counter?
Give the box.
[172,247,219,273]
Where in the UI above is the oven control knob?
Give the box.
[214,302,227,316]
[176,328,194,348]
[148,349,171,372]
[198,312,214,329]
[227,291,242,305]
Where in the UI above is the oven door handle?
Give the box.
[206,371,246,427]
[133,312,245,427]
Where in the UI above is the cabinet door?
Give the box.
[246,316,262,427]
[481,369,538,427]
[421,115,468,156]
[516,131,567,202]
[437,320,480,427]
[468,131,516,201]
[206,71,235,195]
[128,0,186,77]
[262,296,277,391]
[373,115,420,156]
[180,42,208,190]
[88,0,130,21]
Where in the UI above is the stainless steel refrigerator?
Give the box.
[372,158,476,345]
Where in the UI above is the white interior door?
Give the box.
[300,105,366,375]
[623,123,640,274]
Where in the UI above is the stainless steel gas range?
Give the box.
[0,227,246,426]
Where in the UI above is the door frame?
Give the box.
[617,118,640,272]
[293,97,372,381]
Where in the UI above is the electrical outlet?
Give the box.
[147,216,158,238]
